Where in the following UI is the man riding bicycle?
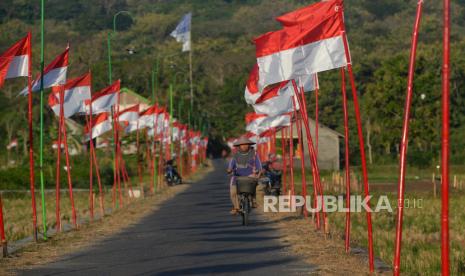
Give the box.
[227,137,262,215]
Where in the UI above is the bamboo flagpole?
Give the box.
[0,193,5,257]
[441,0,450,273]
[26,31,38,241]
[292,80,323,229]
[314,75,319,155]
[39,0,48,240]
[392,1,424,274]
[341,68,352,252]
[288,119,295,199]
[281,128,287,194]
[55,89,63,232]
[60,89,77,228]
[340,13,374,271]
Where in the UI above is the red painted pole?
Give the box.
[91,140,104,217]
[27,31,38,242]
[340,28,374,271]
[295,114,308,218]
[281,128,288,194]
[392,1,424,274]
[289,117,295,198]
[314,75,319,155]
[60,97,77,228]
[55,90,63,232]
[441,0,450,274]
[292,81,323,229]
[341,68,352,252]
[87,114,94,222]
[0,193,6,257]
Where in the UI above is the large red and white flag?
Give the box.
[0,33,30,87]
[118,104,139,124]
[245,112,291,135]
[48,72,91,118]
[85,112,112,140]
[88,80,120,114]
[254,0,346,87]
[19,46,69,96]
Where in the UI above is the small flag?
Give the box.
[118,104,139,124]
[88,80,120,114]
[0,33,30,87]
[48,72,92,118]
[84,112,113,140]
[6,139,18,150]
[170,12,192,52]
[19,46,69,96]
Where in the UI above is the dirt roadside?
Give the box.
[0,164,212,276]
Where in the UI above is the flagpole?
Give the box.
[0,195,6,257]
[341,68,352,253]
[441,0,450,274]
[39,0,47,240]
[27,31,38,242]
[189,43,194,110]
[55,89,63,232]
[169,84,174,155]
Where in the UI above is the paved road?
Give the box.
[21,160,315,276]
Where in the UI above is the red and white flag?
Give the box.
[6,138,18,150]
[244,64,261,105]
[88,80,120,114]
[245,112,291,135]
[0,33,30,87]
[85,112,112,140]
[254,0,346,87]
[252,74,316,116]
[118,104,139,124]
[48,72,92,118]
[135,105,158,131]
[19,46,69,96]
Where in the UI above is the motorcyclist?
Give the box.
[226,137,262,215]
[261,153,283,195]
[165,156,182,183]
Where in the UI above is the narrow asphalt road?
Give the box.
[21,159,315,276]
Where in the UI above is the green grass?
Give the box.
[285,164,465,274]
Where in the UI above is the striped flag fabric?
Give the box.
[88,80,120,114]
[118,104,139,124]
[85,112,112,140]
[245,112,291,135]
[254,0,347,87]
[0,33,30,87]
[19,46,69,96]
[48,72,92,118]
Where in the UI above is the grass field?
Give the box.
[287,165,465,274]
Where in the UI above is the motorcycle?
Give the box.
[164,160,182,186]
[262,162,282,196]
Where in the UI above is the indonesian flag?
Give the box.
[245,112,291,135]
[172,121,183,141]
[118,104,139,124]
[88,80,120,114]
[252,74,317,116]
[136,105,158,130]
[6,138,18,150]
[85,112,112,140]
[0,33,30,87]
[254,0,347,87]
[19,46,69,96]
[244,64,261,105]
[48,72,92,118]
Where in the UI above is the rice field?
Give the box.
[288,167,465,274]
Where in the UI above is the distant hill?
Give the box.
[1,0,465,165]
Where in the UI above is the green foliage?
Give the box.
[1,0,465,166]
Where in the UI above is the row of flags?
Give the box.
[0,35,204,147]
[239,0,346,143]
